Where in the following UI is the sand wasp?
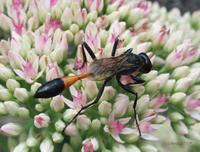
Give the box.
[34,38,152,136]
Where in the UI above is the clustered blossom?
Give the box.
[0,0,200,152]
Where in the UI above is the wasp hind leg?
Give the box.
[111,38,119,57]
[63,77,111,133]
[116,75,144,136]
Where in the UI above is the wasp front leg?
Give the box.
[74,42,97,70]
[116,74,145,136]
[63,77,111,133]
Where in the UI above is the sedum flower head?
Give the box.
[0,0,200,151]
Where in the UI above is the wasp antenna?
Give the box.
[34,78,65,98]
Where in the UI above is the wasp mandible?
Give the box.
[34,38,152,136]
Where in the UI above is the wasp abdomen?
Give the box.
[34,78,65,98]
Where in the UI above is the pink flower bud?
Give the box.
[34,113,50,128]
[113,94,129,117]
[1,123,22,136]
[50,95,65,112]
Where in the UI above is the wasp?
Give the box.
[34,38,152,136]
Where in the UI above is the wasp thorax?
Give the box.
[127,53,141,65]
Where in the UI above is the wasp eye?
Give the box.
[138,53,152,73]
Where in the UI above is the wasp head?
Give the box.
[138,52,152,73]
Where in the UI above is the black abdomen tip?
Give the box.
[34,78,65,98]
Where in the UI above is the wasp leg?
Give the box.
[63,77,111,133]
[130,75,145,84]
[82,42,97,60]
[116,75,142,136]
[111,38,119,57]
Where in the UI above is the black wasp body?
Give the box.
[34,38,152,136]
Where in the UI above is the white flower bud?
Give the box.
[91,119,101,131]
[136,42,152,53]
[26,136,38,147]
[169,112,184,122]
[0,102,7,115]
[17,107,30,118]
[74,30,84,45]
[34,113,50,128]
[76,115,91,131]
[30,82,41,95]
[100,86,115,101]
[137,95,150,113]
[13,142,29,152]
[146,80,160,94]
[141,144,158,152]
[0,64,15,81]
[174,78,192,92]
[155,73,169,88]
[174,121,189,135]
[6,79,20,92]
[35,104,44,112]
[124,134,139,144]
[170,92,186,104]
[113,94,129,117]
[153,115,166,124]
[50,95,65,112]
[1,123,22,136]
[107,11,120,24]
[141,70,158,81]
[188,129,200,140]
[0,89,12,101]
[69,24,79,34]
[52,132,64,143]
[87,11,98,22]
[127,145,141,152]
[55,120,65,132]
[83,80,98,99]
[4,101,19,116]
[98,100,112,116]
[64,123,78,136]
[14,88,29,102]
[172,66,190,79]
[127,9,144,25]
[40,138,54,152]
[162,79,176,93]
[63,109,76,122]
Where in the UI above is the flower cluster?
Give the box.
[0,0,200,152]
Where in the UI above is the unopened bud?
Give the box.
[100,86,115,101]
[169,112,184,122]
[6,79,20,92]
[0,89,12,101]
[0,102,7,115]
[64,123,78,136]
[52,132,64,143]
[55,119,65,132]
[174,78,192,92]
[172,66,190,79]
[50,95,65,112]
[174,121,189,135]
[26,136,38,147]
[113,94,129,117]
[40,138,54,152]
[34,113,50,128]
[13,142,29,152]
[1,123,22,136]
[14,88,29,102]
[170,92,186,104]
[4,101,19,116]
[0,64,15,81]
[140,144,158,152]
[17,107,30,118]
[91,119,101,131]
[76,115,91,131]
[69,24,79,34]
[162,79,176,93]
[63,109,76,122]
[98,100,112,116]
